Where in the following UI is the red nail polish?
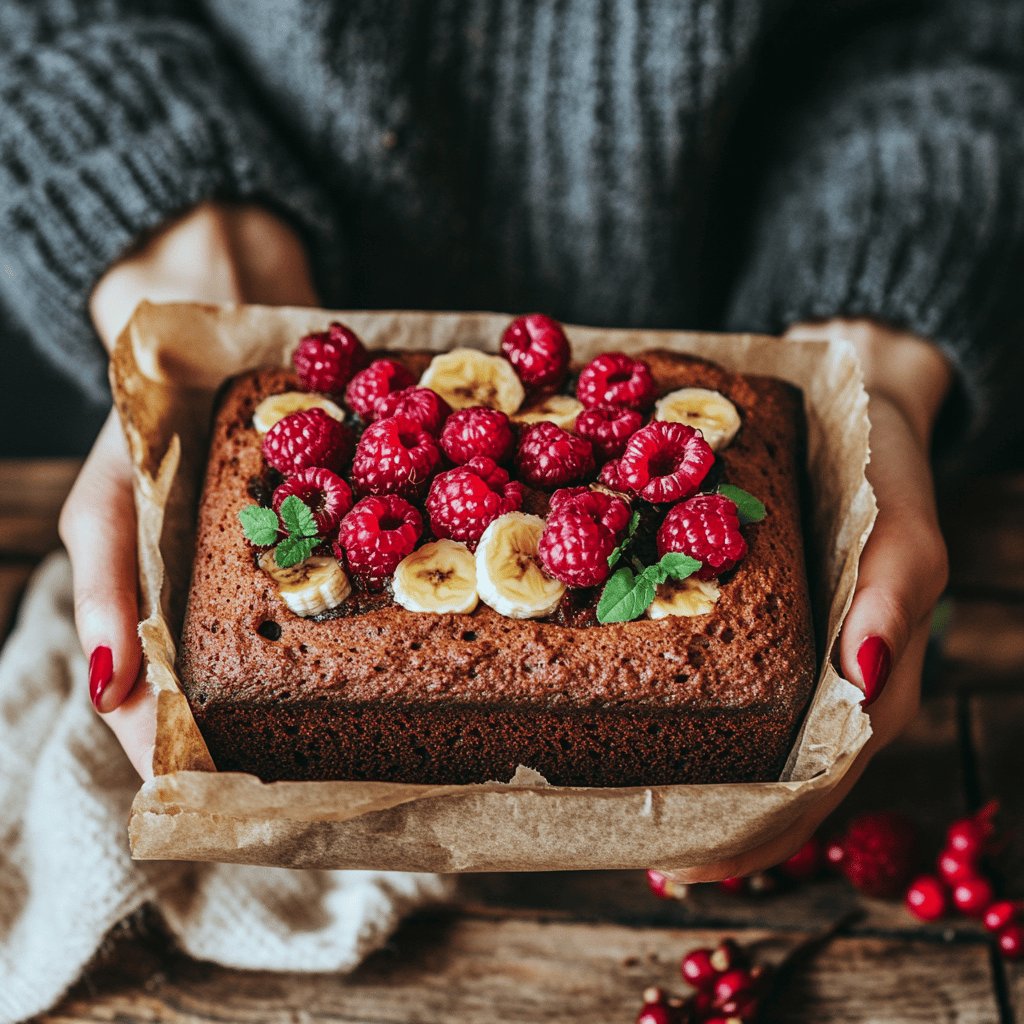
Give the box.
[857,635,891,707]
[89,645,113,711]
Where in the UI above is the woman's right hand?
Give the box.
[59,201,318,779]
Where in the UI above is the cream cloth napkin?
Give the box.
[0,554,452,1024]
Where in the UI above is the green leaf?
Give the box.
[238,505,280,546]
[596,566,657,624]
[606,510,643,569]
[658,552,702,581]
[274,535,318,568]
[717,484,767,524]
[279,494,318,538]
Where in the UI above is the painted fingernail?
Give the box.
[857,635,891,707]
[89,645,114,711]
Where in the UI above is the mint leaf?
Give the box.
[658,552,702,581]
[597,566,657,624]
[238,505,280,546]
[274,535,318,568]
[607,510,643,569]
[279,494,318,538]
[717,484,767,524]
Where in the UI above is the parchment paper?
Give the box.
[116,303,875,872]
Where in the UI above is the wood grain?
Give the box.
[0,458,79,557]
[943,600,1024,690]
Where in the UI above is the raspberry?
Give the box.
[515,421,595,490]
[440,407,515,465]
[576,352,656,411]
[272,466,353,536]
[538,489,630,588]
[619,422,715,503]
[657,494,748,580]
[426,456,524,545]
[548,487,631,535]
[375,386,452,436]
[500,313,571,392]
[293,322,368,394]
[597,458,633,494]
[574,403,643,462]
[262,407,353,476]
[345,359,416,419]
[335,494,422,587]
[830,812,919,898]
[350,414,442,499]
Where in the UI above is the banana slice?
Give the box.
[653,388,741,451]
[420,348,525,414]
[252,391,346,433]
[513,394,584,431]
[259,551,351,617]
[393,540,479,614]
[476,512,565,619]
[647,576,721,619]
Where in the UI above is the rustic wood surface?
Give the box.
[1,457,1021,1024]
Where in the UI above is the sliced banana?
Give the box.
[475,512,565,619]
[420,348,525,414]
[259,551,351,617]
[252,391,346,433]
[647,576,721,619]
[513,394,584,431]
[654,388,741,451]
[393,540,479,614]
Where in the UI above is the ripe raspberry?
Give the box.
[375,386,452,436]
[619,422,715,503]
[500,313,571,392]
[538,490,629,588]
[574,403,643,462]
[576,352,656,411]
[350,414,441,499]
[548,487,631,535]
[515,421,595,490]
[262,407,353,476]
[293,322,368,394]
[597,458,633,494]
[830,812,919,898]
[272,466,353,536]
[657,494,748,580]
[345,359,416,419]
[426,456,524,545]
[335,494,422,587]
[440,407,515,465]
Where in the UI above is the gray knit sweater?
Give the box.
[3,0,1024,455]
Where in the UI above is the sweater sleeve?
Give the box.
[725,1,1024,453]
[0,1,345,400]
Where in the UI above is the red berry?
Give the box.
[946,802,999,860]
[717,876,748,896]
[500,313,571,392]
[574,403,644,462]
[538,489,631,588]
[576,352,656,412]
[952,876,994,917]
[834,812,919,898]
[272,467,353,536]
[335,495,422,586]
[293,322,368,394]
[680,948,717,990]
[999,924,1024,960]
[262,407,353,476]
[350,414,441,499]
[619,422,715,503]
[646,869,671,900]
[516,421,595,490]
[984,900,1020,933]
[548,487,632,535]
[636,990,673,1024]
[778,837,824,882]
[425,456,524,545]
[597,458,634,494]
[905,875,946,921]
[375,386,452,436]
[440,406,516,465]
[657,494,748,580]
[713,969,754,1006]
[937,848,977,886]
[345,358,416,419]
[709,939,747,974]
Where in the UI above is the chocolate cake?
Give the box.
[177,343,816,787]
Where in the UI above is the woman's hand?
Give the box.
[59,202,318,779]
[663,318,952,882]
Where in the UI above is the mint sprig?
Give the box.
[606,509,642,569]
[716,484,766,524]
[597,551,702,624]
[238,494,324,568]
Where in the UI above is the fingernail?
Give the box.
[857,635,891,707]
[89,645,114,711]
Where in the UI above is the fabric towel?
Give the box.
[0,553,452,1024]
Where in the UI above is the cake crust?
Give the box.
[177,349,816,786]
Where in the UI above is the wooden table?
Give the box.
[4,459,1022,1024]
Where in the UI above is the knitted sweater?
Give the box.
[2,0,1023,455]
